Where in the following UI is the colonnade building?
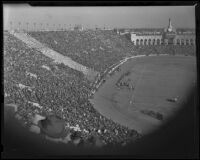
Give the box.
[117,19,195,46]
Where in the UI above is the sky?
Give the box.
[3,4,196,30]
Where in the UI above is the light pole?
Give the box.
[40,23,43,31]
[18,22,21,32]
[33,22,36,31]
[46,23,49,31]
[10,21,12,31]
[26,22,29,31]
[53,24,55,31]
[59,24,61,31]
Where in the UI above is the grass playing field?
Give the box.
[90,55,196,135]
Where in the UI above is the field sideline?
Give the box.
[90,55,196,135]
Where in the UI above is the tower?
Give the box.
[164,18,176,45]
[167,18,173,32]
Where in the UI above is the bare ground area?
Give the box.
[90,55,196,135]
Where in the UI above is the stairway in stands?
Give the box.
[10,31,99,81]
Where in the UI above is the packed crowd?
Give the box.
[4,30,195,147]
[27,30,195,90]
[4,32,140,147]
[28,30,136,74]
[173,45,196,56]
[132,44,195,56]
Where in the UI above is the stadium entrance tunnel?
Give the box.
[90,55,196,135]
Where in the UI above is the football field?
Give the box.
[90,55,196,135]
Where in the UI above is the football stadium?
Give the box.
[4,14,196,150]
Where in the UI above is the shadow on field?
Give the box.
[2,86,199,159]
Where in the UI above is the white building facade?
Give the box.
[127,19,196,46]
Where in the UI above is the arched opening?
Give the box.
[148,39,151,45]
[140,39,143,45]
[144,39,147,45]
[173,39,176,45]
[164,39,168,45]
[177,39,180,45]
[161,39,164,45]
[181,39,185,45]
[157,39,160,45]
[186,39,189,45]
[152,39,156,45]
[136,39,139,45]
[190,39,194,45]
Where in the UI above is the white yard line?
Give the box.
[128,65,146,107]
